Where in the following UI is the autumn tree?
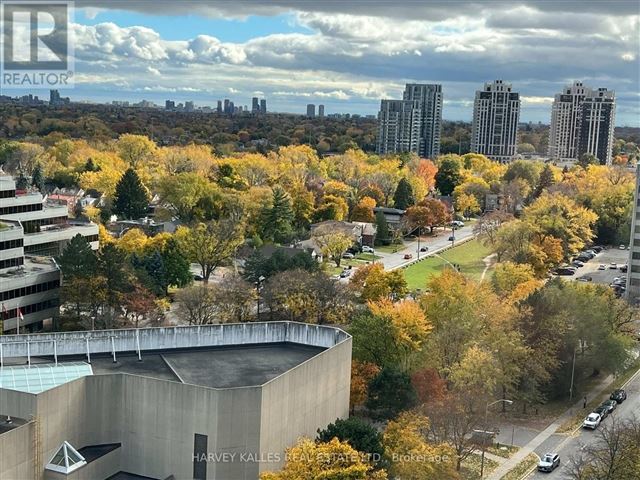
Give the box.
[453,192,480,219]
[176,219,244,282]
[352,196,376,222]
[313,230,354,267]
[175,284,218,325]
[113,168,149,220]
[350,361,381,414]
[349,263,407,302]
[116,134,157,168]
[157,173,221,223]
[210,274,257,323]
[260,438,388,480]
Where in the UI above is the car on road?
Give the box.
[577,276,592,282]
[404,253,413,259]
[571,260,585,268]
[362,245,374,253]
[619,244,627,250]
[610,263,618,269]
[554,267,576,276]
[582,412,602,430]
[593,405,609,420]
[600,400,617,415]
[537,453,560,473]
[420,246,428,252]
[598,264,606,270]
[450,220,465,228]
[342,252,355,259]
[610,389,627,403]
[620,264,628,273]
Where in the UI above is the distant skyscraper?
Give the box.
[217,100,222,113]
[306,104,316,117]
[184,101,194,112]
[377,100,421,155]
[577,88,616,165]
[260,99,267,114]
[165,100,175,110]
[49,89,60,105]
[549,81,591,161]
[471,80,520,162]
[318,104,325,117]
[229,101,235,114]
[377,83,442,158]
[252,97,260,113]
[223,99,230,114]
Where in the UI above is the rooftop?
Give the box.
[0,256,58,278]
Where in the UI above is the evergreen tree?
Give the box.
[260,186,294,243]
[533,164,555,198]
[392,177,415,210]
[578,153,598,169]
[374,210,390,246]
[366,368,417,420]
[435,157,463,196]
[134,250,168,297]
[113,168,149,220]
[31,163,44,191]
[84,158,99,172]
[15,172,28,190]
[161,238,192,289]
[317,417,384,466]
[98,243,131,309]
[56,234,97,279]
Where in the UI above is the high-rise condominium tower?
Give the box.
[549,81,591,161]
[377,83,442,158]
[471,80,520,162]
[577,88,616,165]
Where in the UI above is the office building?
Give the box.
[252,97,260,113]
[223,99,230,114]
[49,89,70,106]
[185,101,194,112]
[577,88,616,165]
[0,322,351,480]
[548,81,591,161]
[165,100,175,110]
[306,104,316,117]
[216,100,222,114]
[318,104,325,117]
[260,98,267,114]
[471,80,520,162]
[376,100,421,155]
[377,84,442,158]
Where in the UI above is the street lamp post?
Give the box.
[255,275,265,320]
[480,399,513,478]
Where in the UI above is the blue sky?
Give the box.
[2,1,639,125]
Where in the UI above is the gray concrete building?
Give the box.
[471,80,520,162]
[0,322,352,480]
[306,104,316,117]
[377,84,442,158]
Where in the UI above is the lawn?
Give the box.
[402,239,493,291]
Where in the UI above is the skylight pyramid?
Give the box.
[45,441,87,475]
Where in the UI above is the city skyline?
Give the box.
[1,1,638,125]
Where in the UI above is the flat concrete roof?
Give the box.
[0,414,28,434]
[88,343,325,388]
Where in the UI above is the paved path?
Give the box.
[487,374,615,479]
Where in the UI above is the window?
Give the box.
[45,441,87,474]
[193,434,208,480]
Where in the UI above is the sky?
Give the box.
[2,0,639,125]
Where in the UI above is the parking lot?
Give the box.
[568,246,629,286]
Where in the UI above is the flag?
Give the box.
[17,307,23,322]
[1,303,6,320]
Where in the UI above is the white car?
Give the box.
[341,252,355,259]
[537,453,560,472]
[598,264,606,270]
[582,413,602,430]
[362,246,374,253]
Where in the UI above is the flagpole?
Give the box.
[16,305,19,335]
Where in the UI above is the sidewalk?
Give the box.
[487,374,614,480]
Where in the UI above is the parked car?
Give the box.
[362,245,374,253]
[586,249,597,256]
[555,267,576,276]
[580,251,596,259]
[598,264,607,270]
[619,244,627,250]
[620,264,628,273]
[537,453,560,473]
[420,246,428,252]
[339,269,352,278]
[600,400,617,415]
[448,235,455,241]
[342,252,355,259]
[582,413,602,429]
[404,253,413,260]
[571,260,585,268]
[593,405,609,420]
[610,263,618,269]
[610,389,627,403]
[450,220,465,228]
[575,255,591,263]
[193,274,204,281]
[591,246,604,253]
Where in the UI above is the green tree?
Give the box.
[113,168,149,220]
[161,237,192,289]
[260,186,294,243]
[393,177,415,210]
[375,210,390,246]
[57,234,97,279]
[133,250,168,297]
[366,368,417,419]
[533,163,555,198]
[317,417,384,466]
[31,163,44,191]
[578,153,599,169]
[435,157,463,195]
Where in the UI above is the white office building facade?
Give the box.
[548,81,591,161]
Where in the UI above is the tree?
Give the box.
[411,368,448,404]
[210,274,257,323]
[113,168,149,220]
[492,261,537,299]
[374,210,391,246]
[317,417,384,466]
[175,284,218,325]
[349,263,407,302]
[260,437,388,480]
[314,194,349,222]
[176,219,244,282]
[352,196,376,222]
[96,243,132,327]
[578,152,599,169]
[351,312,404,368]
[31,162,44,191]
[259,186,295,243]
[57,234,97,279]
[123,284,161,328]
[453,192,480,219]
[350,361,381,414]
[393,177,415,210]
[157,172,220,223]
[435,156,463,195]
[161,237,192,289]
[383,412,458,480]
[533,163,555,198]
[313,231,354,267]
[116,134,156,168]
[133,250,168,297]
[366,368,417,419]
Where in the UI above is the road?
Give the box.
[524,368,640,479]
[375,222,476,271]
